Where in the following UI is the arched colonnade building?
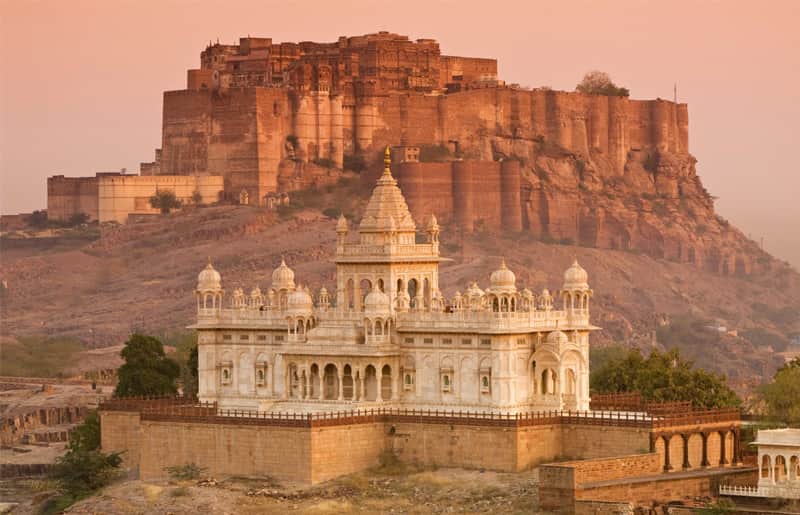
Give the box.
[193,148,599,412]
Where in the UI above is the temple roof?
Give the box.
[358,147,416,234]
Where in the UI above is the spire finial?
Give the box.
[383,146,392,176]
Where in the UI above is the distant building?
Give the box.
[720,428,800,500]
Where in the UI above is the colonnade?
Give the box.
[286,361,394,402]
[652,428,742,472]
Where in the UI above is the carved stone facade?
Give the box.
[194,149,597,412]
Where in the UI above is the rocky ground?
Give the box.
[1,199,799,397]
[4,467,539,514]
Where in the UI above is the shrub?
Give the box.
[343,154,366,173]
[575,70,630,97]
[165,463,206,480]
[149,189,182,214]
[322,207,340,219]
[419,144,452,162]
[285,134,299,149]
[27,210,48,228]
[47,412,122,513]
[191,190,203,206]
[312,157,337,169]
[67,212,90,226]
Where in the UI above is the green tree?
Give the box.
[47,411,122,513]
[114,333,180,397]
[149,189,182,214]
[591,348,741,409]
[760,357,800,424]
[575,70,630,97]
[27,209,48,228]
[191,190,203,206]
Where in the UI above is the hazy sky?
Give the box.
[2,0,799,268]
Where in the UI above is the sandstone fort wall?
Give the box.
[98,175,224,223]
[47,175,99,221]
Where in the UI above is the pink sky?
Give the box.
[2,0,799,267]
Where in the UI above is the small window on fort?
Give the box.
[442,374,452,392]
[442,338,452,345]
[423,338,433,344]
[462,338,473,346]
[275,335,284,342]
[516,338,526,346]
[223,334,232,341]
[257,335,267,341]
[480,338,491,346]
[240,334,249,340]
[221,368,231,385]
[404,337,414,344]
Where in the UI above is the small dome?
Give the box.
[197,262,222,291]
[563,259,589,290]
[319,286,328,295]
[466,281,484,298]
[522,288,533,298]
[364,285,391,314]
[490,259,516,292]
[545,330,569,344]
[427,214,439,231]
[336,214,348,233]
[272,258,295,290]
[250,286,262,297]
[287,285,313,314]
[541,288,551,298]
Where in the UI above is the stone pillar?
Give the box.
[337,370,344,401]
[376,370,383,402]
[682,434,691,470]
[701,432,710,467]
[733,428,743,465]
[719,430,728,466]
[663,435,673,472]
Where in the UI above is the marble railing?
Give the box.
[720,483,800,499]
[197,306,591,332]
[336,242,438,259]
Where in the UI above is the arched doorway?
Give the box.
[381,365,392,400]
[323,364,338,400]
[364,365,378,401]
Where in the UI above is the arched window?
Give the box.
[408,279,418,307]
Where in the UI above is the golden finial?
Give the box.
[383,146,392,176]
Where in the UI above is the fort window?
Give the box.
[223,334,232,341]
[275,334,284,342]
[404,337,414,344]
[517,338,526,346]
[462,338,473,345]
[240,334,249,340]
[255,362,267,386]
[423,338,433,344]
[257,335,267,341]
[442,338,452,345]
[480,338,491,346]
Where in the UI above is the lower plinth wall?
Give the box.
[539,452,757,514]
[99,404,743,496]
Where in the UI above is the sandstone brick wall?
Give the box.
[561,425,651,460]
[575,468,756,506]
[137,421,313,483]
[516,424,563,469]
[389,422,521,471]
[47,175,99,221]
[100,411,142,473]
[97,174,224,223]
[310,423,386,483]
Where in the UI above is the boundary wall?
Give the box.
[100,398,741,488]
